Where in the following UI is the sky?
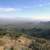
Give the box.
[0,0,16,20]
[0,0,50,21]
[16,0,50,21]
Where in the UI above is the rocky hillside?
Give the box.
[0,35,50,50]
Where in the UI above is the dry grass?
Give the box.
[0,35,50,50]
[16,36,32,47]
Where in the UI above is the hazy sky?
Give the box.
[16,0,50,21]
[0,0,50,21]
[0,0,16,19]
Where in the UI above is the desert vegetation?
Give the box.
[0,23,50,50]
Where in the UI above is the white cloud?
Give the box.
[0,8,16,12]
[5,8,16,12]
[32,16,50,21]
[0,8,16,19]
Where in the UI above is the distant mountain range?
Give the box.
[0,18,50,29]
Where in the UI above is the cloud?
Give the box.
[16,7,31,12]
[5,8,16,12]
[0,8,16,12]
[0,8,16,19]
[32,16,50,21]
